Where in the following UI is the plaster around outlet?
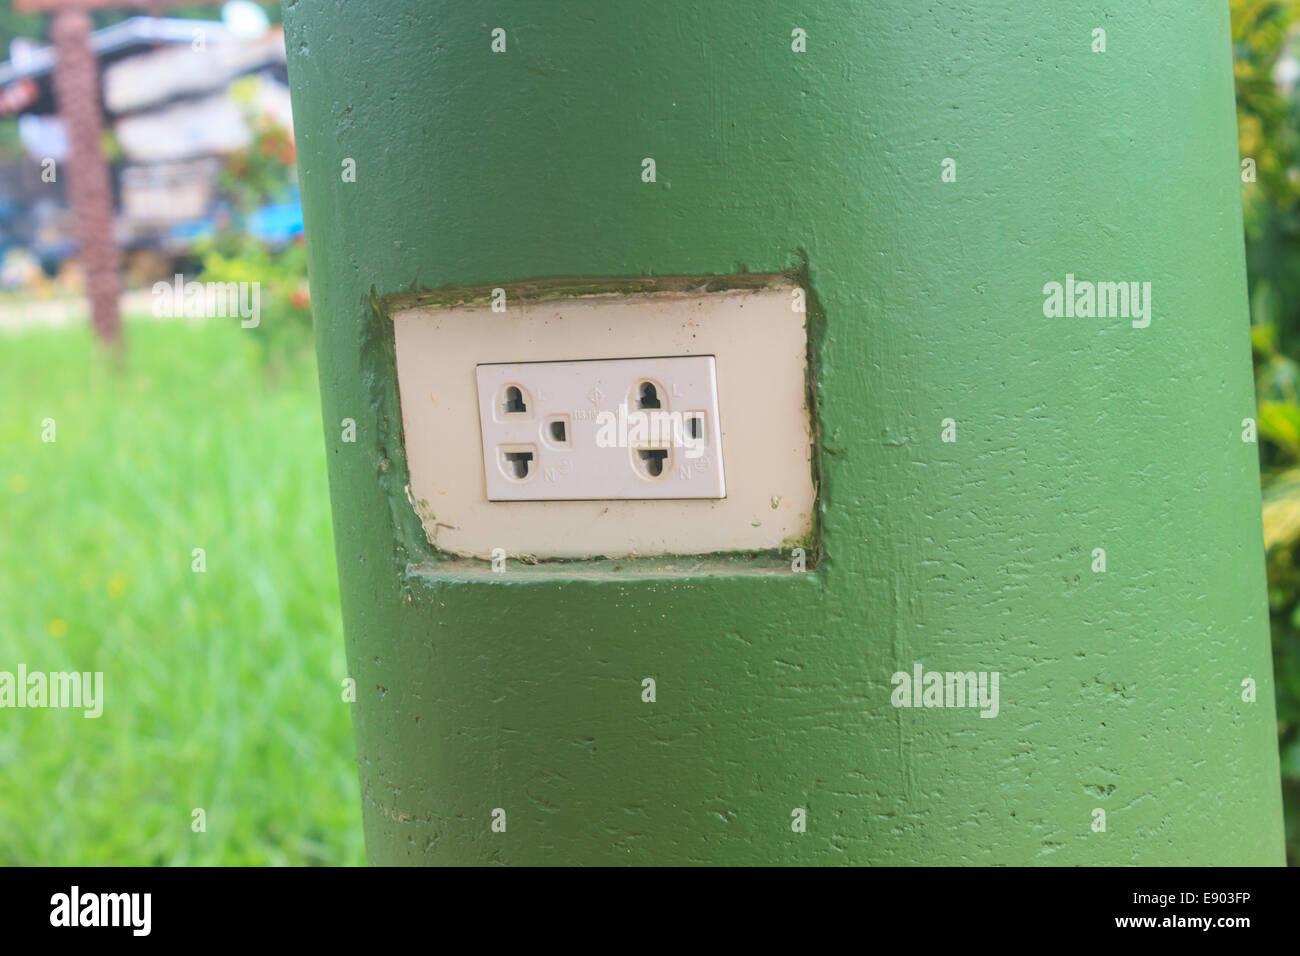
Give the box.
[391,285,816,560]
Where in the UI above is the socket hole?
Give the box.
[686,414,703,440]
[502,450,533,479]
[502,386,527,415]
[636,382,661,410]
[636,448,669,478]
[542,415,571,448]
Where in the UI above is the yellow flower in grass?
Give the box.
[47,618,68,638]
[107,573,128,599]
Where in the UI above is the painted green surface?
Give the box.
[282,0,1285,863]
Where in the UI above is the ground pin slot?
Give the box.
[502,449,534,479]
[637,448,669,477]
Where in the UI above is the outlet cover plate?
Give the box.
[392,283,815,560]
[475,356,726,501]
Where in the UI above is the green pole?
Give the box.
[283,1,1285,863]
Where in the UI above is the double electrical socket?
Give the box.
[474,356,725,501]
[392,285,814,558]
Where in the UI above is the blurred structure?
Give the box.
[0,4,296,340]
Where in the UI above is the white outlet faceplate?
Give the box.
[475,356,725,501]
[392,284,815,560]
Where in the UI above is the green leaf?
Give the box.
[1263,466,1300,550]
[1258,399,1300,457]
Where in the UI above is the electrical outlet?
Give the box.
[392,284,815,559]
[475,356,725,501]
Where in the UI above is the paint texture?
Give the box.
[283,1,1285,863]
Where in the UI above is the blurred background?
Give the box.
[0,0,355,865]
[0,0,1296,865]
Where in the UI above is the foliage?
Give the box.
[0,320,362,865]
[1252,326,1300,864]
[1233,0,1300,864]
[219,76,297,217]
[196,233,313,373]
[198,76,309,372]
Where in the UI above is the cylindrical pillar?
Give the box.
[283,2,1285,863]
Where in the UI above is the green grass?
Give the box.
[0,319,363,865]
